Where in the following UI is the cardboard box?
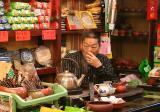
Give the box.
[78,11,97,29]
[66,11,84,30]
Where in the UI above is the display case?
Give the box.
[0,0,61,82]
[111,0,153,74]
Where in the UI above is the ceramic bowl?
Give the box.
[86,101,113,112]
[113,102,126,109]
[147,77,158,85]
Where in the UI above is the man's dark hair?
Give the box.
[81,31,100,44]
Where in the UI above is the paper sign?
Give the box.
[16,31,31,41]
[99,33,112,55]
[70,25,77,29]
[0,31,8,42]
[147,0,158,20]
[42,30,56,40]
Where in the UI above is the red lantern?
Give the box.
[147,0,158,20]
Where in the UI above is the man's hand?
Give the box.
[85,52,102,68]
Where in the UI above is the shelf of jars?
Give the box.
[117,8,146,17]
[117,8,147,18]
[111,30,148,42]
[112,58,139,74]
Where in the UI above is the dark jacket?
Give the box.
[61,51,118,88]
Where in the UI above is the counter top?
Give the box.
[68,90,89,100]
[119,97,160,112]
[63,89,160,112]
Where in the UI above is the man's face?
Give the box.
[81,37,99,56]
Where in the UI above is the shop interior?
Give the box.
[0,0,159,112]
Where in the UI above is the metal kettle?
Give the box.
[55,58,86,90]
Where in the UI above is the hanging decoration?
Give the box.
[104,0,109,32]
[104,0,117,32]
[99,33,112,59]
[147,0,158,20]
[109,0,117,31]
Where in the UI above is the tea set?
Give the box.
[94,81,127,96]
[94,81,115,96]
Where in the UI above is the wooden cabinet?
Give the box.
[1,0,61,82]
[111,0,153,74]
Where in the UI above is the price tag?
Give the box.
[70,25,77,30]
[42,30,56,40]
[0,31,8,42]
[15,31,31,41]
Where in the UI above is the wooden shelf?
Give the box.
[1,0,60,83]
[36,67,56,76]
[14,67,57,76]
[117,10,146,17]
[61,29,103,34]
[7,30,58,38]
[118,11,146,16]
[111,35,148,42]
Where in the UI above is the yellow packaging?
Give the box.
[40,106,64,112]
[66,11,84,30]
[78,11,97,29]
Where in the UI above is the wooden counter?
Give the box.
[118,97,160,112]
[59,88,160,111]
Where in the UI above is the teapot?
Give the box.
[94,82,116,96]
[113,82,127,93]
[55,58,86,90]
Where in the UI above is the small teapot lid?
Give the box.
[59,70,75,77]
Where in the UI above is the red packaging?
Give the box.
[39,23,50,29]
[34,9,45,16]
[34,24,39,30]
[51,22,59,29]
[34,9,51,16]
[42,30,56,40]
[34,2,49,9]
[45,9,51,16]
[147,0,158,20]
[37,16,50,23]
[54,0,60,17]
